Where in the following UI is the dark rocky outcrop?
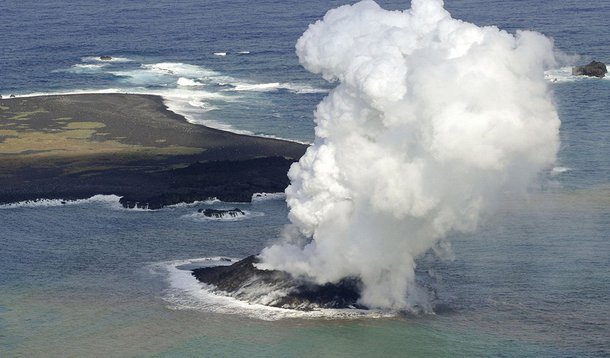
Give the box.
[118,156,297,209]
[192,255,365,310]
[198,207,245,218]
[572,61,607,78]
[99,55,113,61]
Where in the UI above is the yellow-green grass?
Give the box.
[0,113,202,161]
[8,109,48,121]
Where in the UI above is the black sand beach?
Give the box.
[0,93,306,208]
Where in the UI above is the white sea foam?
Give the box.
[0,194,123,209]
[60,63,109,73]
[141,62,220,78]
[544,65,610,83]
[231,82,282,92]
[110,69,172,86]
[544,67,578,83]
[177,77,204,87]
[213,52,227,56]
[0,194,171,212]
[228,82,328,94]
[157,90,253,135]
[251,192,287,202]
[104,61,235,86]
[165,198,221,208]
[157,87,231,101]
[251,133,312,145]
[10,88,129,98]
[182,209,264,222]
[284,84,329,94]
[237,51,251,55]
[187,100,218,111]
[551,166,572,175]
[152,257,396,321]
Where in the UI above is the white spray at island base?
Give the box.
[258,0,560,311]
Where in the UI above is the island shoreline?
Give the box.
[0,93,307,209]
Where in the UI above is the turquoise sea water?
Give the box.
[1,1,609,357]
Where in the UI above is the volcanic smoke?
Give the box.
[258,0,560,310]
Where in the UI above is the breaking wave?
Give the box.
[177,77,204,87]
[551,166,572,176]
[0,194,123,209]
[228,82,328,94]
[251,192,286,202]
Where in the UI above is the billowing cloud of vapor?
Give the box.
[258,0,560,310]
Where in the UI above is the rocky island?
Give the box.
[0,93,306,208]
[572,60,607,78]
[198,208,246,218]
[192,255,365,310]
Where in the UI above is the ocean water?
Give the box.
[1,0,609,357]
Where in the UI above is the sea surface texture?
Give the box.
[1,0,609,357]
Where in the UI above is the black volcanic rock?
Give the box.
[198,207,245,218]
[99,55,112,61]
[192,255,366,310]
[572,61,607,78]
[118,156,297,209]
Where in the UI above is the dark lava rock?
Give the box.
[118,156,296,209]
[198,207,245,218]
[572,61,607,78]
[99,55,113,61]
[192,255,366,310]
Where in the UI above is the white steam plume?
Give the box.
[258,0,560,310]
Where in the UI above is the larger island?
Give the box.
[0,93,307,208]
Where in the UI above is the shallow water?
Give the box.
[1,0,609,356]
[1,188,608,356]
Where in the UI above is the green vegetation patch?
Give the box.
[9,109,48,121]
[65,121,106,130]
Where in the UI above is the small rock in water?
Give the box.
[197,208,245,218]
[572,60,607,78]
[99,55,112,61]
